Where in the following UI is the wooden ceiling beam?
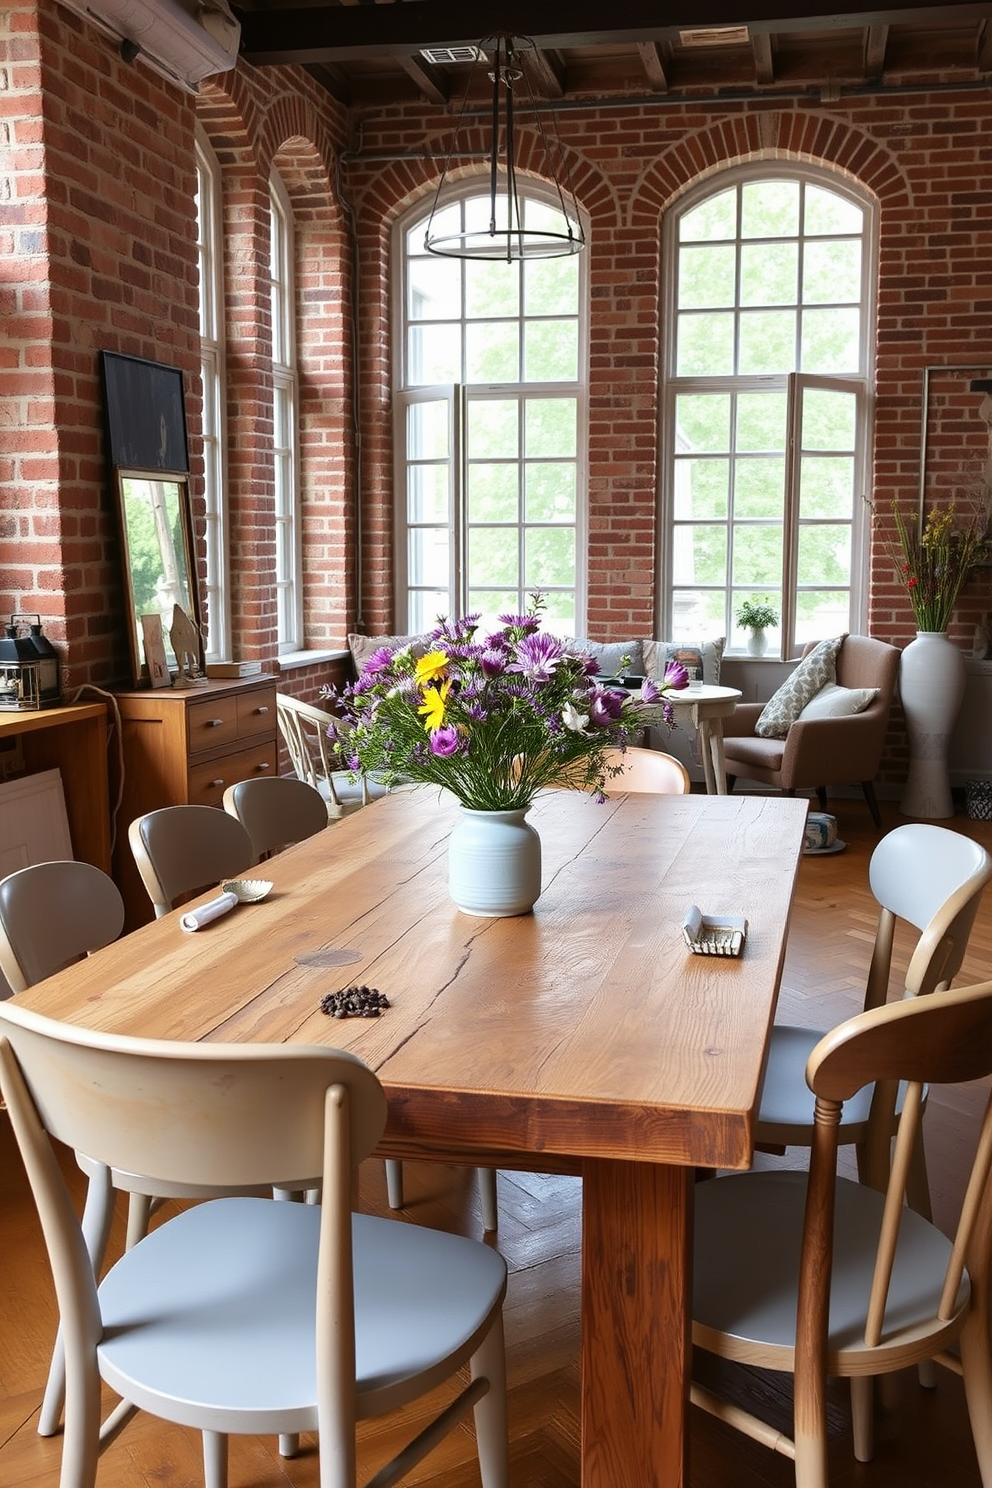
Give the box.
[752,32,775,83]
[636,40,670,92]
[525,46,567,99]
[864,23,889,78]
[397,53,451,104]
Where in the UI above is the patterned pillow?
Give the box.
[798,682,878,721]
[755,636,846,739]
[642,637,725,685]
[567,638,645,678]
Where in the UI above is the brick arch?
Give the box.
[629,109,911,224]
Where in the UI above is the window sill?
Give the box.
[277,648,349,671]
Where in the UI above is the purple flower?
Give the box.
[362,646,396,676]
[663,661,689,691]
[429,725,462,757]
[641,676,661,703]
[510,632,564,682]
[588,686,626,727]
[480,648,508,677]
[498,611,541,632]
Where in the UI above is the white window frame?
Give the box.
[195,129,229,662]
[269,170,303,654]
[659,164,876,657]
[393,181,589,634]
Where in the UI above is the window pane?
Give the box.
[672,459,729,519]
[672,588,727,636]
[679,189,736,241]
[803,240,861,304]
[678,244,736,308]
[469,527,519,586]
[800,308,860,373]
[741,179,799,238]
[469,463,519,521]
[796,589,852,642]
[466,321,519,382]
[411,202,459,252]
[735,457,785,517]
[736,393,787,452]
[408,401,450,459]
[408,464,449,522]
[525,527,575,588]
[525,399,576,458]
[468,401,518,458]
[677,312,735,376]
[409,324,460,383]
[409,256,462,320]
[525,464,576,521]
[799,457,854,519]
[410,589,451,632]
[539,590,576,633]
[797,524,852,585]
[802,388,856,448]
[804,185,863,236]
[672,525,727,585]
[409,528,449,586]
[738,309,796,374]
[740,242,797,307]
[675,393,731,451]
[524,319,578,381]
[468,590,523,635]
[524,256,579,315]
[465,258,519,318]
[732,525,783,585]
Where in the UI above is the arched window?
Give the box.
[194,130,228,661]
[661,168,875,657]
[395,185,588,635]
[269,169,301,653]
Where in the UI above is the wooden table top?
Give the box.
[16,787,808,1174]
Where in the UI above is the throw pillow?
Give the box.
[567,638,645,678]
[798,682,878,721]
[348,632,427,674]
[642,636,725,686]
[754,636,846,739]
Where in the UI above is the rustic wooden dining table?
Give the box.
[16,785,808,1487]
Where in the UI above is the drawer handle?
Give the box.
[255,762,272,773]
[208,779,225,789]
[206,718,224,728]
[255,706,269,716]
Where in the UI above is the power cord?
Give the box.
[64,685,125,856]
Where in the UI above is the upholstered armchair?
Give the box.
[722,634,900,828]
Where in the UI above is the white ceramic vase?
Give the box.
[746,628,768,657]
[448,806,542,917]
[899,630,966,819]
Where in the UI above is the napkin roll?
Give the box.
[180,890,239,933]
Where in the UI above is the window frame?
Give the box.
[269,169,303,655]
[659,163,877,658]
[194,129,230,663]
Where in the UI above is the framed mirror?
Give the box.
[114,468,202,687]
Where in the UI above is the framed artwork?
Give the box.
[100,351,189,473]
[114,468,202,687]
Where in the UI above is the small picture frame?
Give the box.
[140,614,171,688]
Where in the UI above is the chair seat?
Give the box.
[98,1197,507,1431]
[317,773,391,807]
[756,1025,875,1144]
[722,735,787,772]
[693,1171,968,1370]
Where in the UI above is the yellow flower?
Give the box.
[418,677,451,732]
[415,650,450,686]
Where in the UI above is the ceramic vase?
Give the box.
[746,628,768,657]
[448,806,542,917]
[899,630,966,819]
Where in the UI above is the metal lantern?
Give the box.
[0,614,63,710]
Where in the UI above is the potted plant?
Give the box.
[735,598,779,657]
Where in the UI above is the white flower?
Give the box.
[562,702,591,734]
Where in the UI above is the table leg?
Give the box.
[697,720,728,796]
[581,1159,692,1487]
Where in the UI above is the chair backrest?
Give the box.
[864,824,992,1010]
[602,746,691,795]
[128,805,253,918]
[276,692,367,813]
[223,776,329,862]
[799,980,992,1372]
[0,861,125,995]
[798,633,900,776]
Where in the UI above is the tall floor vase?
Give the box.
[899,630,966,819]
[448,806,542,916]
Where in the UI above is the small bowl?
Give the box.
[222,878,274,904]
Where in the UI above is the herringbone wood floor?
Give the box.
[4,794,992,1488]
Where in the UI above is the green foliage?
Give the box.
[735,597,779,631]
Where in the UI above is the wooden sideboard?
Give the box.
[0,702,111,873]
[113,678,278,928]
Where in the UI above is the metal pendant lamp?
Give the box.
[424,33,585,262]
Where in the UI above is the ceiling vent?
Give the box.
[678,25,751,48]
[54,0,240,92]
[420,45,487,66]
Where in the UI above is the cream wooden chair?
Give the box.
[692,977,992,1486]
[0,1001,509,1488]
[222,775,329,863]
[128,804,253,917]
[276,692,388,818]
[601,745,690,794]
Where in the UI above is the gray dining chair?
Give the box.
[128,803,253,917]
[222,774,329,862]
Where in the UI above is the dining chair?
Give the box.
[691,976,992,1487]
[276,692,388,818]
[127,804,254,917]
[601,745,690,794]
[0,1001,509,1488]
[756,824,992,1203]
[222,774,329,863]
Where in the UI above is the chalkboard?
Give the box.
[100,351,189,473]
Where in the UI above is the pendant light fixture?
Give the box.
[424,34,585,262]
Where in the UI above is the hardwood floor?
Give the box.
[3,794,992,1487]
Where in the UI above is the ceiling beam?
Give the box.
[752,32,774,84]
[397,53,451,104]
[236,2,992,66]
[864,23,889,78]
[636,40,669,92]
[525,46,567,99]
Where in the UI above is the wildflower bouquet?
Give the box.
[889,503,988,632]
[328,605,688,811]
